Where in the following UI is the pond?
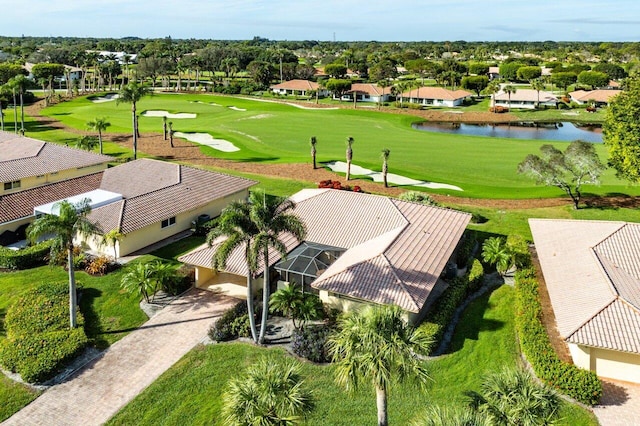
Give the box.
[412,121,603,142]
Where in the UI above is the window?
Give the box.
[161,217,176,228]
[3,180,21,191]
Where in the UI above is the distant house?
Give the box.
[530,219,640,384]
[342,83,392,103]
[402,87,472,107]
[179,189,471,322]
[270,79,328,97]
[488,66,500,80]
[23,63,83,82]
[0,131,111,239]
[569,89,622,106]
[493,89,557,109]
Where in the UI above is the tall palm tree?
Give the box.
[0,83,9,132]
[329,305,432,426]
[27,199,100,329]
[168,121,174,147]
[530,78,545,109]
[249,190,306,344]
[208,200,260,343]
[346,136,354,181]
[86,117,111,155]
[484,79,501,112]
[381,148,390,188]
[310,136,317,169]
[11,75,28,134]
[503,84,517,111]
[222,357,313,425]
[162,115,168,140]
[466,368,561,426]
[7,78,18,133]
[117,81,150,160]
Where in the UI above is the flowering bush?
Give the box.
[318,180,363,192]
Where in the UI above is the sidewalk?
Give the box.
[3,289,235,426]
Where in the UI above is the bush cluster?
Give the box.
[291,325,332,363]
[0,240,53,270]
[318,180,363,193]
[456,231,477,268]
[398,191,440,207]
[419,262,484,354]
[514,267,602,405]
[209,301,261,342]
[0,282,88,383]
[489,106,509,113]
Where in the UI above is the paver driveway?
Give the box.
[3,289,235,426]
[593,379,640,426]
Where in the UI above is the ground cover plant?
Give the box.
[37,93,640,199]
[106,286,596,425]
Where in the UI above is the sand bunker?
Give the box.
[239,114,274,120]
[228,106,247,111]
[240,97,339,110]
[174,132,239,152]
[91,94,119,103]
[142,111,197,119]
[191,101,221,106]
[325,161,463,191]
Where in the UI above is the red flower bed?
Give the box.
[318,180,363,192]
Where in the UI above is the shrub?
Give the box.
[292,325,332,363]
[515,266,602,405]
[398,191,440,206]
[456,231,477,268]
[489,106,509,113]
[0,282,88,383]
[161,272,192,296]
[85,255,118,276]
[318,180,366,193]
[208,301,261,342]
[0,240,53,270]
[419,271,476,354]
[468,259,484,293]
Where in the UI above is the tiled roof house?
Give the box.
[180,189,471,321]
[530,219,640,383]
[401,87,472,107]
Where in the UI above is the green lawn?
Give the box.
[36,93,637,200]
[106,286,596,426]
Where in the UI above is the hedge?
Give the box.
[0,282,88,383]
[419,261,483,354]
[514,267,602,405]
[0,240,53,270]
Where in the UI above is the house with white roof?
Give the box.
[530,219,640,383]
[270,80,328,97]
[179,189,471,321]
[401,87,472,108]
[342,83,392,104]
[493,89,557,109]
[569,89,622,106]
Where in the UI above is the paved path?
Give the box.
[593,379,640,426]
[3,289,235,426]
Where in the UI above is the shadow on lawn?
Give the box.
[79,287,109,349]
[444,287,505,355]
[0,307,5,336]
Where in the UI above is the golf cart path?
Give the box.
[3,289,235,426]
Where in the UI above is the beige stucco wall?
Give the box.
[83,189,249,256]
[195,266,261,299]
[569,343,640,384]
[2,163,108,195]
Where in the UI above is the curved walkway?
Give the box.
[3,289,235,426]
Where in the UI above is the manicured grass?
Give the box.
[106,286,595,425]
[149,236,206,262]
[38,93,637,199]
[0,375,38,423]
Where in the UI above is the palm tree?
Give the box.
[503,84,517,111]
[484,79,501,112]
[411,406,489,426]
[381,148,390,188]
[481,237,512,276]
[530,79,545,109]
[269,283,323,330]
[329,305,432,426]
[162,116,168,140]
[208,200,261,343]
[249,190,306,344]
[117,81,150,160]
[101,229,124,260]
[27,199,100,328]
[121,262,156,303]
[86,117,111,155]
[310,136,317,169]
[0,83,9,132]
[345,136,354,181]
[222,357,313,425]
[466,368,561,426]
[75,135,99,151]
[6,78,18,133]
[11,75,29,134]
[168,121,174,147]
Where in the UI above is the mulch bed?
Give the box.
[24,97,640,210]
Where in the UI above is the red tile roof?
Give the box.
[0,172,103,224]
[569,89,621,103]
[530,219,640,354]
[402,86,472,101]
[270,80,319,91]
[0,131,112,181]
[180,189,471,313]
[348,83,392,96]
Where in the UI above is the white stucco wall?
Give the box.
[569,343,640,384]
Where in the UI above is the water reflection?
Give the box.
[412,121,603,142]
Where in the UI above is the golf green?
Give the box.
[40,93,638,199]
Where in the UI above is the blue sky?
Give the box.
[3,0,640,41]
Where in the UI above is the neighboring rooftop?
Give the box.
[529,219,640,354]
[569,89,622,103]
[402,86,472,100]
[0,131,112,181]
[270,79,319,91]
[348,83,392,96]
[494,89,557,103]
[181,189,471,313]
